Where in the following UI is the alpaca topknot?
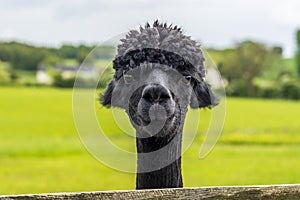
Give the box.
[116,20,206,77]
[152,20,182,33]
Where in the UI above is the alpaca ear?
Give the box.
[100,80,115,107]
[190,80,217,108]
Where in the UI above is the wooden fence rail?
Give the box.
[1,184,300,200]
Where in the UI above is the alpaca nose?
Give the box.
[142,84,171,103]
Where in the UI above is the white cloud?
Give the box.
[0,29,19,40]
[0,0,299,57]
[269,1,300,27]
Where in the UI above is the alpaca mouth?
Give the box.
[137,115,151,125]
[136,112,177,138]
[137,112,175,126]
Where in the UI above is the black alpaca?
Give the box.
[101,21,216,189]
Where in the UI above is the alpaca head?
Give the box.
[101,21,216,137]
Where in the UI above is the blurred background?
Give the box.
[1,0,300,195]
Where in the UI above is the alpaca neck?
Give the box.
[135,124,183,189]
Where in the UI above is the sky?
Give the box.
[0,0,299,57]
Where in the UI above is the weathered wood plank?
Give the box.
[1,185,300,200]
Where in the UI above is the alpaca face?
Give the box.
[101,22,217,137]
[125,64,191,137]
[101,58,215,137]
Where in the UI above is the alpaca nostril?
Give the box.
[142,85,171,103]
[142,92,154,101]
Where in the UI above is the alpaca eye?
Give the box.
[123,74,133,84]
[182,76,192,85]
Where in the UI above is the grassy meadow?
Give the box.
[0,87,300,195]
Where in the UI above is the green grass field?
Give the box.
[1,87,300,195]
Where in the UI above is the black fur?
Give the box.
[100,81,115,107]
[190,80,217,108]
[100,21,217,189]
[101,48,215,109]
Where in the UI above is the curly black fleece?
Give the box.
[113,48,203,81]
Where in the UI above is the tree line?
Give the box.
[214,40,299,99]
[1,30,300,100]
[0,41,115,71]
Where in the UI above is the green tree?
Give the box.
[58,44,78,59]
[76,44,92,63]
[0,61,9,84]
[296,30,300,76]
[40,55,62,66]
[0,61,16,84]
[259,46,287,81]
[0,42,49,70]
[219,41,270,96]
